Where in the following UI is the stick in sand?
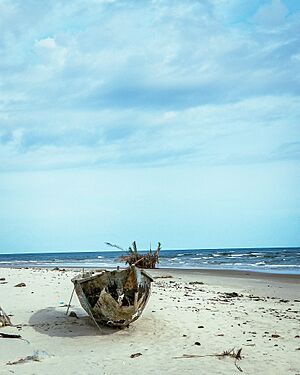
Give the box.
[66,286,75,316]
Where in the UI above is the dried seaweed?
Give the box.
[119,242,161,269]
[107,241,161,269]
[174,348,243,372]
[6,351,49,365]
[217,348,243,372]
[6,354,40,365]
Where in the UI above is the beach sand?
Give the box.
[0,267,299,374]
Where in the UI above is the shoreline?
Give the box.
[152,267,300,282]
[1,264,300,280]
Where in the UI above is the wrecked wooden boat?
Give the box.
[71,266,153,327]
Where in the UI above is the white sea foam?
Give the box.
[8,260,38,263]
[228,254,246,257]
[264,264,300,268]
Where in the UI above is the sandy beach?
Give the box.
[0,267,299,375]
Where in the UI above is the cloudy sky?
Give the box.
[0,0,299,253]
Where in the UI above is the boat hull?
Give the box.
[72,266,153,327]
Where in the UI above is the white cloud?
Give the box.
[0,94,299,171]
[35,37,57,49]
[254,0,288,28]
[0,0,299,172]
[34,37,68,69]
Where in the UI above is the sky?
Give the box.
[0,0,299,253]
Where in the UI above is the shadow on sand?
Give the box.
[28,307,122,338]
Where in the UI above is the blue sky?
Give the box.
[0,0,299,252]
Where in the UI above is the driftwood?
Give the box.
[0,332,30,344]
[14,282,26,287]
[6,354,40,365]
[6,351,48,365]
[0,333,21,339]
[120,242,161,269]
[106,241,161,269]
[0,306,11,327]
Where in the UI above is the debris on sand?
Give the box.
[271,334,280,338]
[69,311,78,318]
[0,306,11,327]
[130,353,142,358]
[217,348,243,372]
[0,332,22,339]
[174,348,244,372]
[6,351,50,365]
[223,292,241,298]
[0,332,30,344]
[14,283,26,288]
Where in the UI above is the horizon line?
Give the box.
[0,245,299,256]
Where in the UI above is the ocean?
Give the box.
[0,247,299,274]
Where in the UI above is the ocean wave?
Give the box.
[3,260,39,264]
[1,248,299,274]
[264,264,300,268]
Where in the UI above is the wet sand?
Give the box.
[0,267,299,374]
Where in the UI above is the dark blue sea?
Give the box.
[0,247,299,274]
